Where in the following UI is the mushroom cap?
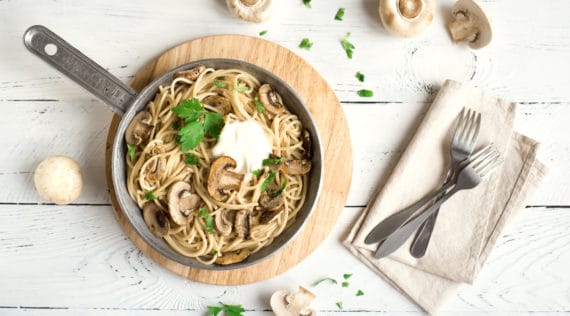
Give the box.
[34,155,83,205]
[258,84,285,115]
[143,145,166,185]
[259,182,284,212]
[234,209,251,239]
[203,95,232,115]
[125,111,153,146]
[142,202,170,237]
[450,0,492,49]
[215,209,234,236]
[302,129,312,159]
[214,248,251,265]
[379,0,435,38]
[175,65,206,81]
[226,0,273,23]
[280,159,312,175]
[270,286,317,316]
[167,181,201,225]
[207,156,245,201]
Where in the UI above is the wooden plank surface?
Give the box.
[1,0,569,314]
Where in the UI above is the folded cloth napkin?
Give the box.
[344,80,547,314]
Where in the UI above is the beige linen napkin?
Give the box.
[344,80,547,314]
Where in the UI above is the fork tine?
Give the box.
[459,108,473,144]
[468,112,482,149]
[452,107,466,145]
[476,154,502,177]
[469,143,494,163]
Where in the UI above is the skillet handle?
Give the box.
[23,25,137,115]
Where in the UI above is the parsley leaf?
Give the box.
[342,281,349,287]
[302,0,311,8]
[341,32,355,59]
[312,277,338,287]
[185,153,200,165]
[261,171,276,192]
[127,143,135,161]
[252,169,263,176]
[145,190,156,201]
[271,179,287,198]
[172,120,180,130]
[178,120,204,152]
[214,77,226,88]
[254,97,265,113]
[343,273,353,279]
[357,89,374,97]
[299,38,313,50]
[355,71,365,82]
[207,302,245,316]
[262,156,284,166]
[335,8,345,21]
[356,289,364,296]
[232,86,249,92]
[204,112,224,139]
[172,98,203,122]
[198,208,214,234]
[259,30,268,36]
[336,301,343,310]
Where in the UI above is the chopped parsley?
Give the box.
[207,302,245,316]
[172,120,180,129]
[145,190,156,201]
[232,86,249,92]
[302,0,311,8]
[357,89,374,97]
[126,143,135,161]
[336,301,343,310]
[185,153,200,165]
[299,38,313,50]
[271,179,288,198]
[262,156,284,166]
[342,281,349,287]
[356,289,364,296]
[341,32,355,59]
[198,208,214,234]
[261,171,276,192]
[355,71,365,82]
[312,277,338,287]
[172,98,225,152]
[251,169,263,176]
[259,30,268,36]
[254,97,265,113]
[214,77,226,88]
[343,273,353,279]
[335,8,345,21]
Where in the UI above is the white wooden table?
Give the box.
[1,0,569,315]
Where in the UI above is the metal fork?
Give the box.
[371,144,502,259]
[409,108,481,258]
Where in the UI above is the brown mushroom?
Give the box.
[448,0,492,49]
[214,248,251,265]
[215,209,235,236]
[125,111,153,146]
[379,0,435,38]
[270,286,317,316]
[259,182,284,212]
[260,209,282,224]
[234,210,251,239]
[302,129,312,159]
[280,159,311,175]
[144,145,166,185]
[226,0,273,23]
[203,95,232,115]
[258,84,285,115]
[175,65,206,81]
[207,156,245,201]
[167,181,201,225]
[142,202,170,238]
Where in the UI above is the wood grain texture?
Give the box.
[105,35,353,284]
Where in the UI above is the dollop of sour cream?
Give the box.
[212,120,272,174]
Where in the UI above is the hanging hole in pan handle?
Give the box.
[44,43,58,56]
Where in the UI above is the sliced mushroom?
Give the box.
[144,145,166,185]
[125,111,153,146]
[270,286,317,316]
[215,209,235,236]
[302,129,312,159]
[259,209,282,224]
[226,0,273,23]
[167,181,201,225]
[234,210,251,239]
[207,156,245,201]
[258,84,285,115]
[142,202,170,238]
[379,0,435,38]
[175,65,206,81]
[214,248,251,265]
[448,0,492,49]
[203,95,232,115]
[280,159,311,175]
[260,182,284,212]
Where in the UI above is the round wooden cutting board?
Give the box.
[105,35,353,285]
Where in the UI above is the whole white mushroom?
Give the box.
[34,155,83,205]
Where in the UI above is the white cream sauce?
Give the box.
[212,120,273,174]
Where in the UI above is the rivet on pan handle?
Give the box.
[23,25,137,115]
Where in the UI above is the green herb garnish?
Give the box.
[357,89,374,97]
[335,8,345,20]
[302,0,311,8]
[336,301,343,310]
[172,120,180,129]
[261,171,276,192]
[172,98,225,151]
[262,156,284,166]
[185,153,200,165]
[198,208,214,234]
[232,86,249,92]
[356,289,364,296]
[214,77,226,88]
[212,250,219,256]
[299,38,313,50]
[341,32,355,59]
[271,179,287,198]
[145,190,156,201]
[127,143,135,161]
[312,277,338,287]
[342,281,349,287]
[343,273,353,279]
[259,30,268,36]
[252,169,263,176]
[207,302,245,316]
[254,97,265,113]
[355,71,365,82]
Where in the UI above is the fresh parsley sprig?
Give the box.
[299,38,314,50]
[357,89,374,97]
[207,302,245,316]
[262,156,284,166]
[171,98,225,152]
[254,97,265,113]
[198,208,214,234]
[261,171,276,192]
[312,277,338,287]
[335,8,345,21]
[271,179,288,198]
[341,32,355,59]
[355,71,365,82]
[185,153,200,165]
[302,0,311,8]
[214,77,226,88]
[127,143,136,161]
[145,190,157,201]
